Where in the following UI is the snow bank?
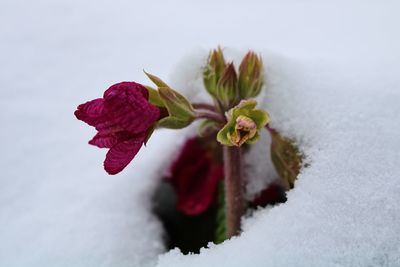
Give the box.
[157,54,400,267]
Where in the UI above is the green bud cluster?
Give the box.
[203,48,264,111]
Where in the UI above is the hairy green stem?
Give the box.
[223,145,243,238]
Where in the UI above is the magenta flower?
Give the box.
[250,182,287,208]
[75,82,160,175]
[168,137,224,215]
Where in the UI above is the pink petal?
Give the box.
[88,132,118,148]
[75,97,126,136]
[250,183,286,208]
[170,138,224,215]
[170,138,205,174]
[74,98,106,127]
[103,133,146,175]
[104,81,149,99]
[177,164,223,215]
[103,82,160,134]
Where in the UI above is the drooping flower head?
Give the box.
[75,82,160,174]
[167,137,224,216]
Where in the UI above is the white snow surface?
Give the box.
[1,1,400,267]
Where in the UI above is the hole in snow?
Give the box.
[152,182,218,254]
[152,131,303,254]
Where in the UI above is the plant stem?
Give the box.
[223,145,243,238]
[195,110,225,123]
[192,103,218,112]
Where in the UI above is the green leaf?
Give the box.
[248,109,269,129]
[157,116,193,129]
[214,181,226,244]
[270,131,302,190]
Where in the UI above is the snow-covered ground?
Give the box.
[1,1,399,267]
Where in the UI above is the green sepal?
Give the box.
[217,122,234,145]
[198,119,219,137]
[235,99,257,111]
[248,109,269,128]
[157,116,193,129]
[215,63,239,110]
[144,71,195,130]
[203,65,218,98]
[144,85,165,107]
[144,70,169,88]
[158,87,195,119]
[245,131,260,144]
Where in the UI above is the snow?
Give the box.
[1,1,400,267]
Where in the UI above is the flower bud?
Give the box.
[238,51,264,99]
[229,115,257,146]
[203,47,226,98]
[215,63,239,110]
[217,99,269,147]
[75,82,161,175]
